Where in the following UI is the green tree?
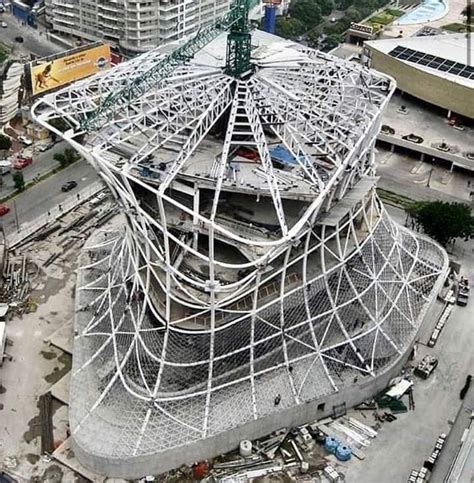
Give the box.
[306,28,321,46]
[0,134,12,151]
[337,0,353,8]
[276,17,306,38]
[323,17,350,34]
[407,201,474,246]
[54,148,78,168]
[324,33,343,50]
[64,148,77,164]
[355,0,378,17]
[54,152,67,168]
[317,0,334,16]
[289,0,322,26]
[13,171,25,191]
[346,5,362,23]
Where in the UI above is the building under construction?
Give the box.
[32,3,448,477]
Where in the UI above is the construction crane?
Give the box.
[81,0,253,132]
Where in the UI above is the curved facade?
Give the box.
[32,32,448,478]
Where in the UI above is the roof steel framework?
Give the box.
[32,33,448,475]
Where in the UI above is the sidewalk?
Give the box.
[6,180,104,248]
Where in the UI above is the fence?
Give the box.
[6,181,105,249]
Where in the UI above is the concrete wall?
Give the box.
[71,344,415,478]
[367,48,474,119]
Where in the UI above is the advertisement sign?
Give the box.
[350,23,374,35]
[30,44,111,95]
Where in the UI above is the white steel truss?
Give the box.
[32,31,448,476]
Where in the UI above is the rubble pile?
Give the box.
[0,254,36,318]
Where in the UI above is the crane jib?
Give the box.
[81,0,252,132]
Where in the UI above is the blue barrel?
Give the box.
[336,444,352,461]
[324,436,340,454]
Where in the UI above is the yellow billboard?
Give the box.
[31,44,111,95]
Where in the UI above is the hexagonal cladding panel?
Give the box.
[32,31,448,478]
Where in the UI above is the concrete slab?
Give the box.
[45,322,73,355]
[376,149,473,204]
[53,438,106,483]
[50,371,71,406]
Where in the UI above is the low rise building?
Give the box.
[364,34,474,119]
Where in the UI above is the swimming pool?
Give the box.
[395,0,448,25]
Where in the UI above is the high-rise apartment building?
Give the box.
[44,0,231,54]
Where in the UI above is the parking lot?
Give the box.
[381,93,474,159]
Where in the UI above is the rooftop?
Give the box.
[366,34,474,88]
[33,30,394,242]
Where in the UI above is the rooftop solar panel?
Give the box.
[428,58,444,67]
[387,47,472,83]
[438,63,451,72]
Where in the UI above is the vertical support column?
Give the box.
[193,184,200,250]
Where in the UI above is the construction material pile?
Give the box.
[155,414,383,482]
[0,254,35,318]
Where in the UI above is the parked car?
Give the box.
[90,192,109,207]
[381,124,395,135]
[402,133,424,144]
[0,204,10,217]
[14,36,23,43]
[38,142,54,152]
[0,21,7,28]
[12,155,33,170]
[18,136,33,146]
[61,180,78,192]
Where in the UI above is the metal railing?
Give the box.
[6,181,105,249]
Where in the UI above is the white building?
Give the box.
[44,0,233,55]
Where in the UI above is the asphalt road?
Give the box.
[0,159,98,234]
[0,141,68,195]
[0,11,62,58]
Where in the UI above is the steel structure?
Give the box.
[32,32,448,478]
[81,0,252,132]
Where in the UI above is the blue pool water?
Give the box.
[396,0,448,25]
